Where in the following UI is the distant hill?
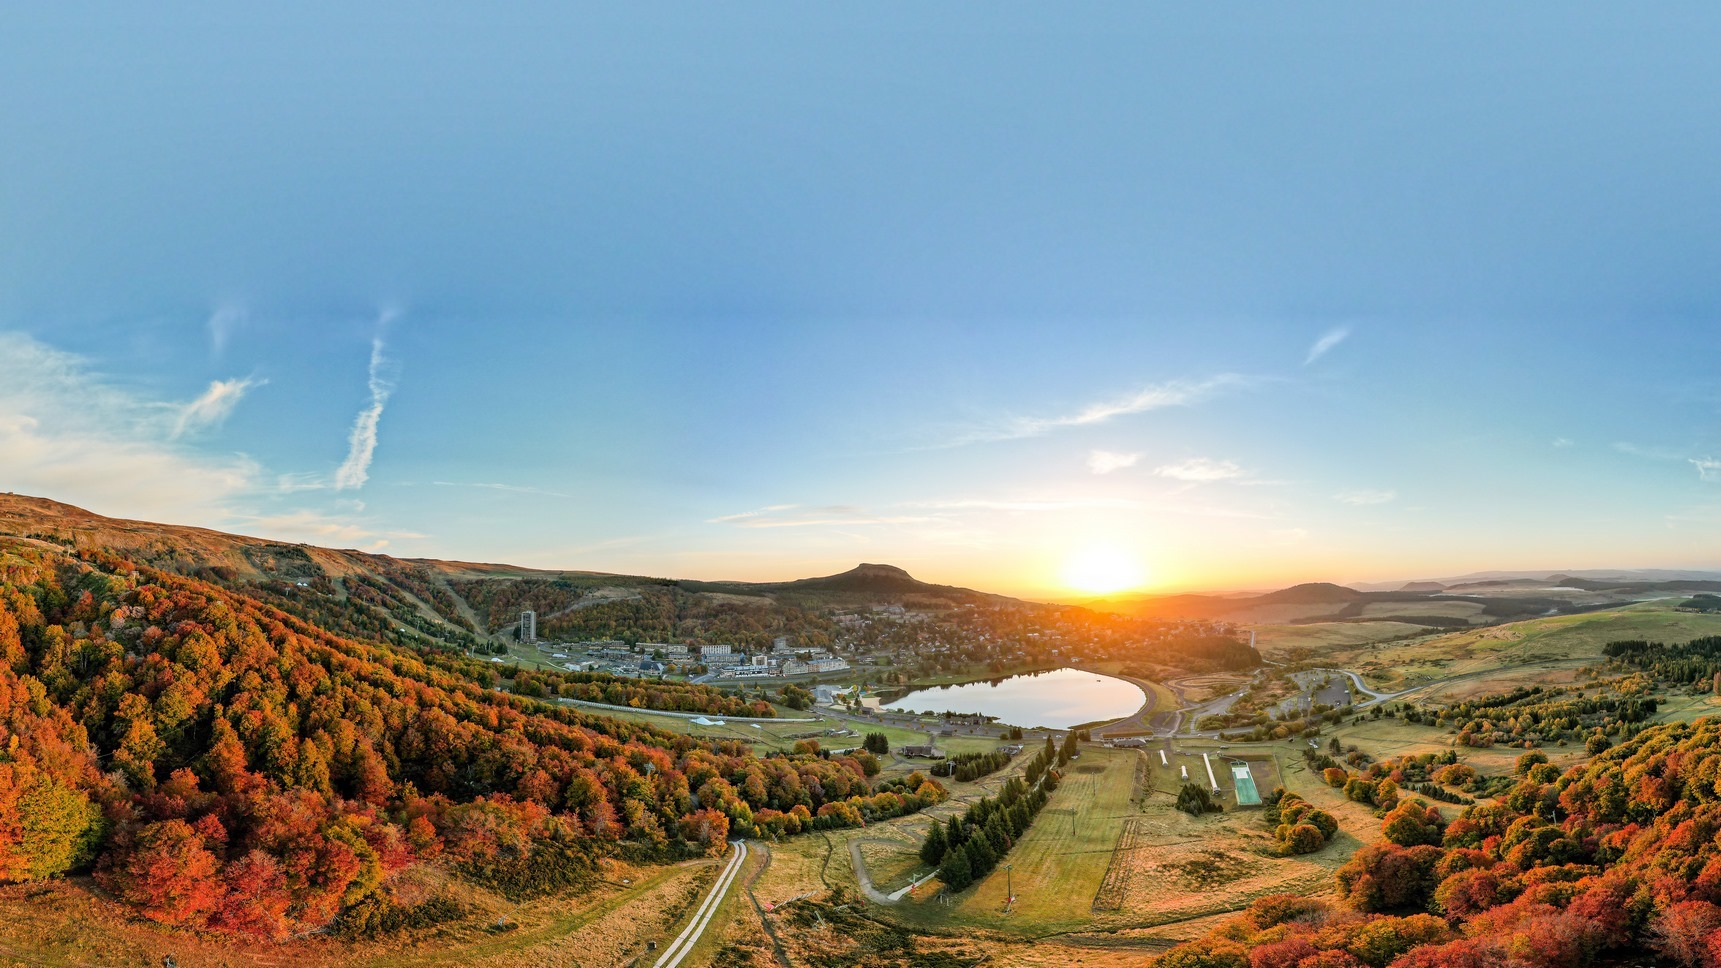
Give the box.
[685,562,1011,607]
[1253,581,1365,604]
[0,494,1018,648]
[4,492,1710,638]
[1085,572,1701,628]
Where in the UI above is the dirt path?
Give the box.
[848,837,939,906]
[654,840,748,968]
[744,842,795,968]
[848,838,897,905]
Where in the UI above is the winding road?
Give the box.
[848,838,939,905]
[654,840,748,968]
[1086,672,1166,738]
[1097,665,1432,741]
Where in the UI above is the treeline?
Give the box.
[919,760,1058,891]
[1144,632,1261,672]
[1606,636,1721,688]
[449,576,630,632]
[929,748,1013,782]
[0,543,945,938]
[364,559,479,634]
[1217,705,1347,743]
[510,669,774,718]
[241,571,487,654]
[1308,747,1498,808]
[1402,673,1656,748]
[452,582,838,651]
[1156,716,1721,967]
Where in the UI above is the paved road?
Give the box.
[1314,668,1395,703]
[654,840,748,968]
[849,837,937,905]
[553,696,816,723]
[1097,665,1437,742]
[1088,673,1163,737]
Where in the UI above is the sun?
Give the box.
[1060,545,1148,595]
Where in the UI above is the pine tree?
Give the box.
[938,841,972,889]
[964,835,995,877]
[920,820,948,866]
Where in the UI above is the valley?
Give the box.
[3,495,1721,966]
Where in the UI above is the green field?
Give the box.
[1254,621,1445,657]
[1275,602,1721,692]
[905,748,1144,933]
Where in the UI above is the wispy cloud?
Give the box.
[908,497,1141,513]
[336,317,400,491]
[171,377,263,439]
[1613,441,1687,461]
[1552,437,1573,448]
[0,332,263,523]
[708,504,935,529]
[1305,327,1350,365]
[1693,458,1721,483]
[207,303,248,358]
[1154,458,1244,483]
[0,329,425,554]
[228,509,427,552]
[1087,450,1142,475]
[1334,488,1397,506]
[944,374,1248,446]
[433,481,574,499]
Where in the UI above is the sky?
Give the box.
[3,4,1721,597]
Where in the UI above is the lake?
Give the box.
[881,667,1146,730]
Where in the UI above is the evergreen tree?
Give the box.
[937,841,972,889]
[965,835,995,876]
[920,820,948,866]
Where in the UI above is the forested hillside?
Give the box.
[0,540,944,938]
[1155,696,1721,967]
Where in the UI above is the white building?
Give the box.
[520,610,537,643]
[809,657,850,674]
[700,644,732,657]
[723,665,775,678]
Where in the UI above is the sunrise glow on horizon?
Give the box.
[1059,546,1151,596]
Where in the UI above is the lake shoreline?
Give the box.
[881,666,1149,731]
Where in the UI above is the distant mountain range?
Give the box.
[1080,573,1719,627]
[0,495,988,595]
[1347,568,1721,591]
[3,492,1712,634]
[0,495,1015,648]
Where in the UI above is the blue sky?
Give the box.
[3,5,1720,595]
